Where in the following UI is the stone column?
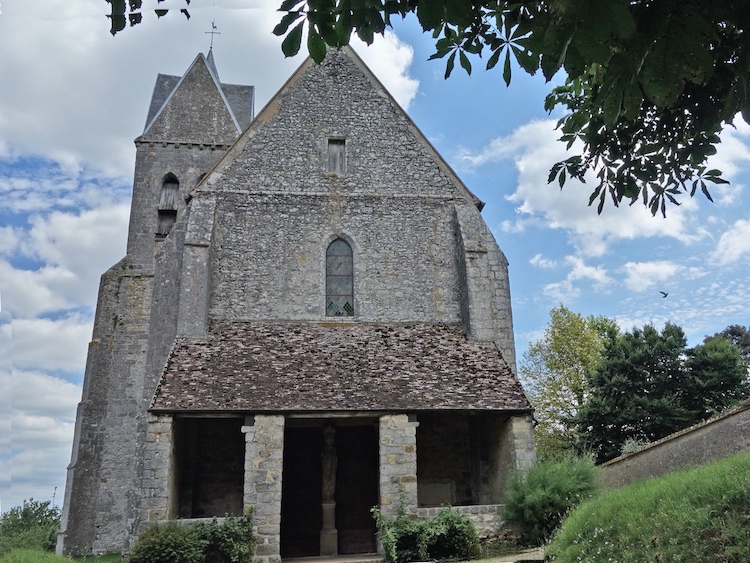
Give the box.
[320,425,338,555]
[378,414,419,517]
[141,414,174,526]
[242,415,285,563]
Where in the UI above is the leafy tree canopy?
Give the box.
[108,0,749,216]
[577,322,749,463]
[0,499,61,556]
[519,305,616,460]
[710,324,750,366]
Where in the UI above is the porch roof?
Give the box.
[150,322,532,412]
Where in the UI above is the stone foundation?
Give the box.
[414,504,505,538]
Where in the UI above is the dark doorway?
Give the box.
[280,426,323,558]
[173,417,244,518]
[280,422,378,558]
[335,425,378,554]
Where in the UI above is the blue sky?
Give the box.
[1,0,749,511]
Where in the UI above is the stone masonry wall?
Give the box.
[601,402,750,489]
[58,266,156,555]
[127,142,229,268]
[379,414,419,516]
[209,193,460,323]
[242,415,285,563]
[455,203,517,371]
[414,505,504,539]
[141,414,174,525]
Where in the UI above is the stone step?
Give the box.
[284,554,383,563]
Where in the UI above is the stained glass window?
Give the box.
[326,238,353,316]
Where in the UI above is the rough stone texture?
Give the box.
[59,47,535,556]
[379,415,419,516]
[141,414,175,526]
[414,505,504,539]
[243,415,285,563]
[57,53,251,556]
[601,401,750,489]
[152,322,530,412]
[144,53,243,145]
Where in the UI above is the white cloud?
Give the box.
[542,255,611,303]
[11,316,91,374]
[7,370,80,507]
[622,260,680,292]
[354,32,419,110]
[529,253,557,269]
[712,219,750,266]
[0,203,129,318]
[462,119,708,257]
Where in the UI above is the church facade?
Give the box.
[58,47,535,559]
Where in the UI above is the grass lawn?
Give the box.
[0,549,122,563]
[547,451,750,562]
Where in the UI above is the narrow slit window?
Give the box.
[327,139,346,175]
[326,238,353,317]
[157,174,179,235]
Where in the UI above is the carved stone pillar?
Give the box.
[320,425,338,555]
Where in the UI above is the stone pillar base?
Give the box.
[320,500,338,555]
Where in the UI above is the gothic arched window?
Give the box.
[326,238,353,317]
[157,174,179,235]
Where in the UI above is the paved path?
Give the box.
[475,547,545,562]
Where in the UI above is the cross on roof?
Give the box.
[206,19,220,50]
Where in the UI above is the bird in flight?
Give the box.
[660,291,668,298]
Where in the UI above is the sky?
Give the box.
[1,0,749,511]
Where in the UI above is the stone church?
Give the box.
[58,47,535,559]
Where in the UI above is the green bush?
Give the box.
[194,512,255,563]
[547,452,750,562]
[126,513,255,563]
[424,507,479,561]
[372,503,479,563]
[0,499,61,556]
[503,457,599,546]
[126,522,204,563]
[0,548,73,563]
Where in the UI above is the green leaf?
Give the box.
[308,26,327,62]
[279,0,303,11]
[273,11,303,36]
[281,20,304,57]
[154,9,168,17]
[445,50,456,79]
[459,50,472,74]
[503,48,511,86]
[416,0,444,32]
[486,48,501,71]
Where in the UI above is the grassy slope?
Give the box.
[0,549,122,563]
[547,451,750,562]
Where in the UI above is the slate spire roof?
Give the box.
[141,51,254,143]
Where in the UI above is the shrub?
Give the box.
[0,499,61,556]
[503,457,599,546]
[372,502,479,563]
[547,451,750,562]
[194,512,255,563]
[424,507,479,561]
[126,522,204,563]
[127,513,255,563]
[372,504,426,563]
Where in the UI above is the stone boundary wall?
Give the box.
[414,505,504,538]
[601,401,750,489]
